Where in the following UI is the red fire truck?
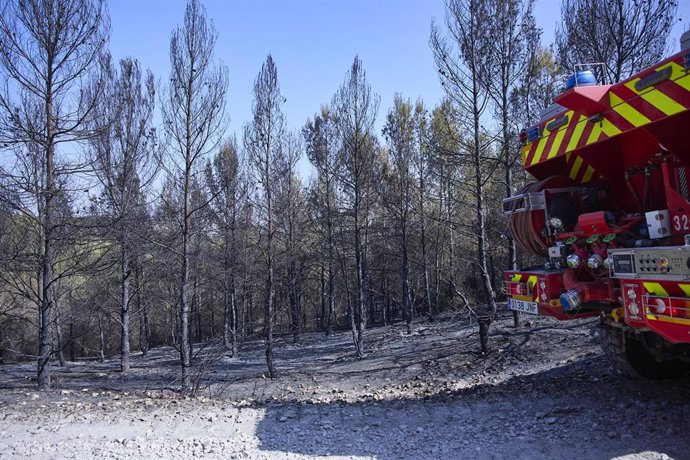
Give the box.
[504,35,690,378]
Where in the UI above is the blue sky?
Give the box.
[108,0,690,141]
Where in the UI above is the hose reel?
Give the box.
[503,176,580,257]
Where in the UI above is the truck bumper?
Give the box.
[505,269,598,320]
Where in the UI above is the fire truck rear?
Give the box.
[504,33,690,378]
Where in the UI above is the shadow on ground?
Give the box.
[253,358,690,460]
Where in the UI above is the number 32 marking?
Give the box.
[673,214,689,231]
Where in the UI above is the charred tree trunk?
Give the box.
[223,262,238,357]
[69,323,76,362]
[472,77,497,353]
[54,296,66,367]
[420,170,434,321]
[401,224,412,334]
[326,212,335,337]
[192,267,202,343]
[37,127,55,390]
[504,112,520,329]
[265,164,276,378]
[180,165,192,391]
[135,264,150,356]
[288,256,300,343]
[320,265,327,332]
[223,200,239,356]
[120,237,131,374]
[98,315,106,363]
[353,209,366,357]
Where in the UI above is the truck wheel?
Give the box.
[598,326,689,379]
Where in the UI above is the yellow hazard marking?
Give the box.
[643,282,672,324]
[679,284,690,297]
[521,145,530,166]
[610,91,651,127]
[624,78,650,96]
[530,128,551,165]
[523,62,690,168]
[547,124,568,159]
[623,80,643,95]
[672,70,690,93]
[623,65,674,96]
[612,63,690,122]
[512,295,533,302]
[643,282,669,297]
[528,275,538,301]
[641,89,685,116]
[600,118,622,137]
[646,314,690,326]
[569,156,583,180]
[581,166,595,183]
[510,274,534,301]
[586,122,602,145]
[661,62,690,90]
[565,116,587,152]
[544,110,574,160]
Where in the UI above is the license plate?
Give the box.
[508,298,539,315]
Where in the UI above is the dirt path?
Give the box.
[1,313,689,459]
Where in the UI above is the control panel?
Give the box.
[609,246,690,280]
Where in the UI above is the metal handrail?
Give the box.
[502,187,582,215]
[642,294,690,320]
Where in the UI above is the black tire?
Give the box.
[598,325,689,379]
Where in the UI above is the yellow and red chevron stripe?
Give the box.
[520,55,690,171]
[565,152,598,184]
[643,282,690,327]
[520,111,621,171]
[607,61,690,129]
[635,280,690,343]
[509,273,538,302]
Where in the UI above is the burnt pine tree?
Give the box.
[412,102,435,319]
[486,0,537,327]
[161,0,228,392]
[427,100,462,312]
[89,55,156,374]
[556,0,678,83]
[0,0,108,389]
[303,107,340,336]
[244,54,287,379]
[383,95,419,334]
[277,133,306,343]
[333,56,379,357]
[206,139,244,357]
[431,0,498,353]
